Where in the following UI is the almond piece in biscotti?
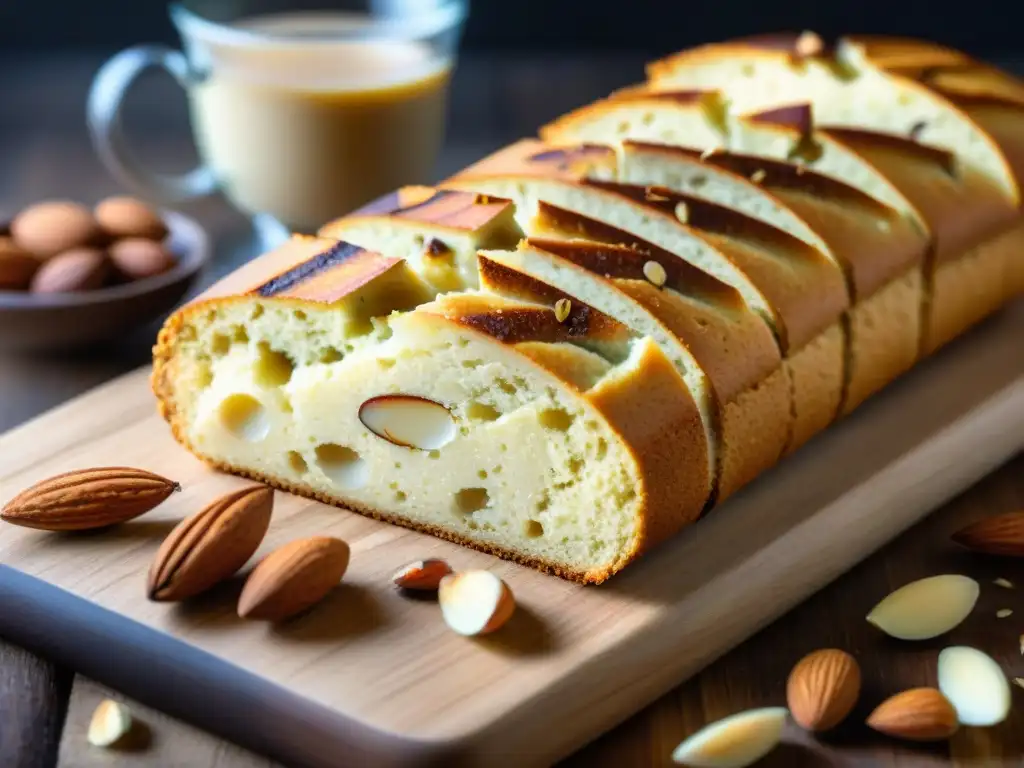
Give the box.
[147,485,274,602]
[0,237,40,291]
[11,200,103,258]
[94,196,169,241]
[237,536,350,621]
[30,247,110,293]
[1,467,180,531]
[109,238,176,281]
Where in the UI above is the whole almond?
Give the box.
[238,536,350,621]
[0,237,40,291]
[147,485,273,602]
[951,511,1024,556]
[31,248,109,293]
[109,238,176,281]
[1,467,179,531]
[866,688,959,741]
[392,558,453,592]
[787,648,861,732]
[94,196,168,241]
[12,201,102,258]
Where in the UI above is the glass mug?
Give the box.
[88,0,467,246]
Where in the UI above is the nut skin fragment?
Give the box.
[147,485,273,602]
[1,467,180,531]
[392,559,453,592]
[238,536,350,621]
[786,649,861,732]
[866,688,959,741]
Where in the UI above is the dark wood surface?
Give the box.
[0,51,1022,767]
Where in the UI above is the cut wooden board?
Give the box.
[1,302,1022,768]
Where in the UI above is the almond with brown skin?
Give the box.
[951,511,1024,556]
[147,485,273,602]
[31,248,109,293]
[1,467,180,531]
[12,200,102,258]
[0,237,40,291]
[238,536,350,621]
[786,648,861,732]
[94,196,168,241]
[109,238,176,281]
[392,558,452,592]
[866,688,959,741]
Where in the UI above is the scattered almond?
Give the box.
[438,570,515,636]
[554,298,571,323]
[392,558,452,592]
[674,201,689,223]
[0,238,40,290]
[87,699,133,747]
[997,608,1013,619]
[238,536,349,621]
[786,648,860,732]
[866,688,958,741]
[994,577,1014,589]
[109,238,175,280]
[642,259,667,287]
[671,707,788,767]
[94,196,168,241]
[147,485,273,602]
[1,467,179,531]
[938,646,1011,726]
[951,511,1024,556]
[865,574,978,640]
[749,169,767,184]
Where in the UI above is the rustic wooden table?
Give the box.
[0,51,1022,768]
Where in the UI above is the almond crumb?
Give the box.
[994,577,1014,589]
[643,260,667,287]
[996,609,1013,619]
[700,147,717,161]
[554,298,571,323]
[674,201,689,223]
[794,30,824,58]
[750,169,767,184]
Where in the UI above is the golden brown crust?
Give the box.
[447,139,617,183]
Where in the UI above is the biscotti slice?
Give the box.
[538,95,928,410]
[318,186,524,293]
[154,237,708,582]
[643,34,1019,203]
[479,238,786,501]
[441,172,791,488]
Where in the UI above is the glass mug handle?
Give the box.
[87,45,218,202]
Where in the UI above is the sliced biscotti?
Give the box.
[153,235,708,582]
[318,185,524,293]
[480,237,785,501]
[441,172,789,498]
[538,95,929,410]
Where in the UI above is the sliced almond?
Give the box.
[997,608,1013,619]
[554,298,571,323]
[994,577,1014,589]
[87,699,133,747]
[642,260,667,288]
[866,688,958,741]
[392,558,453,592]
[358,395,456,451]
[671,707,788,767]
[938,646,1011,727]
[866,574,978,640]
[438,570,515,636]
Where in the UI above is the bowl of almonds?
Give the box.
[0,196,209,352]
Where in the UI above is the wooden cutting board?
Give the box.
[1,302,1022,768]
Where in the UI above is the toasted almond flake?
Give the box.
[674,201,689,223]
[994,577,1014,589]
[866,574,979,640]
[554,298,571,323]
[938,646,1011,727]
[750,169,767,184]
[997,608,1014,619]
[87,699,133,747]
[671,707,788,767]
[643,260,667,287]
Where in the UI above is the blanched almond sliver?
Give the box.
[671,707,788,767]
[938,646,1011,727]
[866,575,979,640]
[87,699,133,747]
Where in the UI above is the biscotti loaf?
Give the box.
[153,34,1023,584]
[641,34,1024,351]
[153,235,708,583]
